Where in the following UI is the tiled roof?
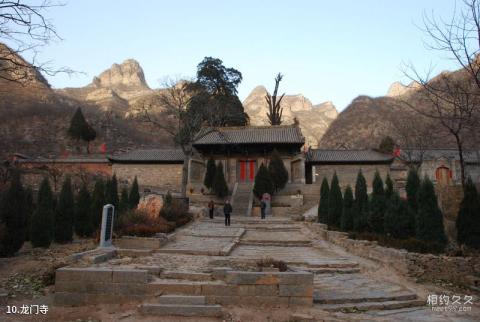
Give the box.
[399,149,480,164]
[306,149,394,163]
[193,126,305,145]
[108,149,184,163]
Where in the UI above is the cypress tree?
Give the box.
[119,187,129,213]
[385,173,394,200]
[318,177,329,224]
[204,158,216,190]
[340,185,354,231]
[75,184,93,237]
[30,178,54,248]
[213,162,229,198]
[91,178,105,229]
[0,172,27,256]
[456,177,480,249]
[406,168,420,213]
[353,170,369,232]
[416,177,447,245]
[327,172,343,228]
[369,170,386,233]
[54,177,74,243]
[268,149,289,192]
[24,186,34,242]
[378,136,395,154]
[384,192,415,239]
[67,107,97,153]
[105,174,119,209]
[128,176,140,209]
[253,163,274,199]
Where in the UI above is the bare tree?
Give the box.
[133,79,203,197]
[403,0,480,188]
[403,69,479,187]
[392,113,436,170]
[265,73,285,125]
[0,0,72,83]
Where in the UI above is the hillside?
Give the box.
[0,54,171,158]
[243,85,338,147]
[319,67,480,149]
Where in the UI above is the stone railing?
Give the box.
[311,223,480,289]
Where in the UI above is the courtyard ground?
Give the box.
[0,215,479,322]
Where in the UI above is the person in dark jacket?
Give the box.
[260,199,266,219]
[223,199,232,226]
[208,200,215,219]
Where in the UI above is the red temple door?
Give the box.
[240,160,246,182]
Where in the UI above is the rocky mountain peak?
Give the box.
[90,59,149,90]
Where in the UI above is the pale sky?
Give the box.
[32,0,459,111]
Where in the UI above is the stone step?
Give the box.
[156,295,206,305]
[240,241,312,247]
[293,266,361,274]
[139,303,223,317]
[161,271,213,282]
[315,299,424,312]
[314,292,418,304]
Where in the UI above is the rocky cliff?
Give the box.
[243,86,338,147]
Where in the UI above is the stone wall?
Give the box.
[55,267,150,306]
[312,224,480,288]
[207,271,313,307]
[313,164,391,192]
[55,267,313,307]
[112,163,182,192]
[18,161,112,192]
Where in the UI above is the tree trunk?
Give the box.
[454,134,466,190]
[180,146,191,198]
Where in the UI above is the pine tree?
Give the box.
[318,177,329,224]
[340,185,354,231]
[128,176,140,209]
[24,186,34,242]
[75,184,93,237]
[67,107,97,153]
[54,177,74,243]
[406,168,420,213]
[369,170,386,233]
[378,136,395,154]
[253,163,274,199]
[327,172,343,228]
[384,192,415,239]
[385,173,394,200]
[456,177,480,249]
[119,187,129,213]
[213,162,229,198]
[0,172,27,256]
[30,178,54,248]
[353,170,369,232]
[105,174,119,209]
[204,158,216,190]
[416,177,447,245]
[91,178,105,230]
[268,149,289,192]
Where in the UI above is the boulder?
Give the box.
[137,194,163,218]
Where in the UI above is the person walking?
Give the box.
[260,198,266,219]
[223,199,232,226]
[208,200,215,219]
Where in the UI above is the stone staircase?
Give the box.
[140,295,223,317]
[231,183,253,216]
[139,271,225,318]
[313,273,424,312]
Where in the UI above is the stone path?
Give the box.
[96,215,479,321]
